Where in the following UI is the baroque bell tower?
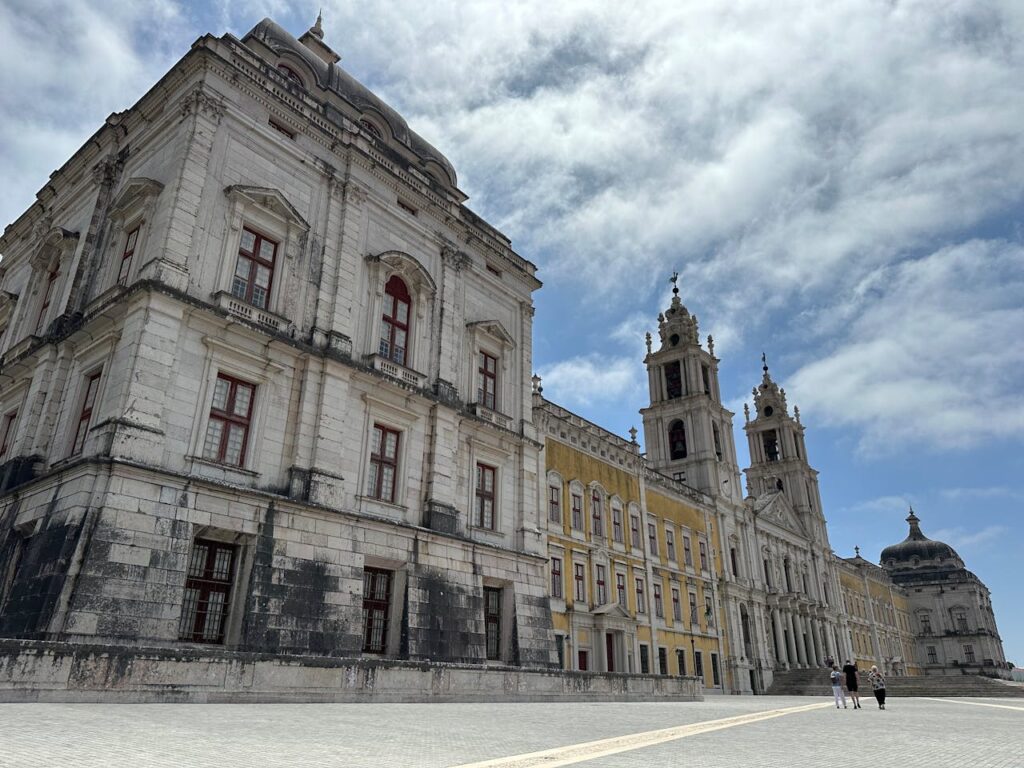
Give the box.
[743,356,828,538]
[641,275,743,503]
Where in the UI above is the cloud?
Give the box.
[929,525,1009,553]
[537,354,644,409]
[839,496,913,517]
[939,486,1024,502]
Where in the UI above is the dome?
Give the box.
[880,510,962,570]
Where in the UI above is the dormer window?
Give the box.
[361,119,383,139]
[668,419,687,460]
[277,64,304,88]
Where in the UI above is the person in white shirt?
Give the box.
[830,665,848,709]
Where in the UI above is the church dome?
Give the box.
[880,510,962,570]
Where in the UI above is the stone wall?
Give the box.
[0,639,702,703]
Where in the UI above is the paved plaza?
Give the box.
[0,695,1021,767]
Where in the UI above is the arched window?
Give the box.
[380,275,411,365]
[360,119,383,139]
[277,64,304,88]
[668,419,687,460]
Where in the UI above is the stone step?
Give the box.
[766,668,1024,698]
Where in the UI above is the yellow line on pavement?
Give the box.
[920,697,1024,712]
[449,701,833,768]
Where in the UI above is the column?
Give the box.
[785,612,799,667]
[810,619,823,666]
[793,613,808,666]
[772,609,788,667]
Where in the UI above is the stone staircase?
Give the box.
[766,667,1024,698]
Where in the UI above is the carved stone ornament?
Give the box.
[440,243,470,271]
[343,182,368,207]
[179,86,226,123]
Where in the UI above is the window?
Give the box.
[201,375,255,467]
[711,652,721,685]
[35,268,59,335]
[920,614,932,634]
[360,118,383,138]
[689,592,698,625]
[179,539,236,644]
[654,583,664,618]
[730,547,739,577]
[639,644,650,674]
[478,351,498,410]
[475,463,496,529]
[665,361,682,399]
[672,588,682,621]
[591,491,603,538]
[70,371,102,456]
[595,565,607,605]
[666,529,676,562]
[705,596,715,627]
[763,430,780,461]
[635,578,646,614]
[548,486,561,523]
[763,558,771,587]
[616,573,627,608]
[694,650,704,679]
[612,507,623,543]
[117,226,139,285]
[484,587,502,660]
[367,424,400,502]
[379,275,411,366]
[362,567,392,653]
[556,636,565,669]
[571,493,583,530]
[668,419,687,460]
[964,644,976,663]
[0,411,17,460]
[699,540,709,571]
[658,647,668,675]
[550,557,563,598]
[676,649,686,676]
[574,562,586,602]
[648,523,658,556]
[231,228,277,310]
[578,649,589,671]
[701,364,711,396]
[630,514,640,548]
[277,63,304,87]
[712,423,723,461]
[955,612,969,632]
[683,535,693,566]
[927,645,938,664]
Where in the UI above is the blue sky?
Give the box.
[2,1,1022,664]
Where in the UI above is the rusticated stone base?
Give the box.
[0,639,702,703]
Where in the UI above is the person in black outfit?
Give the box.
[842,659,861,709]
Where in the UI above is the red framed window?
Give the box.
[616,573,627,608]
[666,529,676,561]
[573,562,585,602]
[630,514,640,548]
[475,463,496,529]
[612,507,623,543]
[478,351,497,410]
[672,588,682,621]
[635,578,646,614]
[362,567,392,653]
[231,228,277,310]
[550,557,562,598]
[595,564,607,605]
[699,540,709,571]
[379,275,411,365]
[484,587,502,660]
[548,486,561,523]
[591,491,603,538]
[70,372,101,456]
[117,226,139,285]
[0,411,17,460]
[689,593,698,625]
[202,374,255,467]
[654,583,664,618]
[683,535,693,566]
[35,268,59,335]
[648,523,658,556]
[367,424,400,502]
[571,494,583,530]
[179,538,236,644]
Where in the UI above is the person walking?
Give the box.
[830,665,848,709]
[842,659,861,709]
[868,665,887,710]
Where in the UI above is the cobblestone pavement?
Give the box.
[0,696,1021,767]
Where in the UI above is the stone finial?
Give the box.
[794,405,801,424]
[629,426,638,444]
[645,332,652,354]
[311,10,325,38]
[531,373,542,395]
[707,334,714,355]
[854,545,861,558]
[743,402,750,423]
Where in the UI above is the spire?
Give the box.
[854,545,861,558]
[311,9,324,39]
[298,9,341,64]
[906,506,924,539]
[654,270,699,348]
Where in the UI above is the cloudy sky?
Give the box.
[2,1,1022,663]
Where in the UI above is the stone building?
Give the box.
[837,549,920,675]
[880,510,1009,677]
[535,393,726,689]
[0,17,554,668]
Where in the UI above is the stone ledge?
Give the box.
[0,639,702,704]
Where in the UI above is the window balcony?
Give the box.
[214,291,288,332]
[470,402,513,430]
[366,353,427,389]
